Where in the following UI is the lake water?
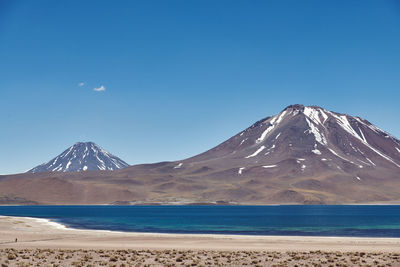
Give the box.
[1,205,400,237]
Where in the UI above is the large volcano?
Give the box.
[180,104,400,178]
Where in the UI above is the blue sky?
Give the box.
[1,0,400,174]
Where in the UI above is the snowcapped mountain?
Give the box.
[174,104,400,180]
[27,142,129,173]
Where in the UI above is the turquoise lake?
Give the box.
[1,205,400,237]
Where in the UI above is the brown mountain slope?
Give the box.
[1,104,400,205]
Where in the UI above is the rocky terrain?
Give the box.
[1,248,399,267]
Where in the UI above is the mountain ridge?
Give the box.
[1,104,399,205]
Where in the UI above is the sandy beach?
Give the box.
[1,215,400,266]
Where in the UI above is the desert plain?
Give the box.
[0,215,400,266]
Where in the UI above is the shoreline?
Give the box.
[1,215,400,252]
[4,215,400,240]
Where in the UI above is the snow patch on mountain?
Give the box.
[305,117,327,145]
[365,158,376,166]
[256,111,287,143]
[304,107,328,125]
[245,146,266,158]
[312,149,322,155]
[262,165,277,168]
[174,163,183,169]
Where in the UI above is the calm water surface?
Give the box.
[1,205,400,237]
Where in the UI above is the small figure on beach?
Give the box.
[15,238,17,242]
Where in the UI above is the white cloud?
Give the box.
[93,85,106,92]
[78,82,85,87]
